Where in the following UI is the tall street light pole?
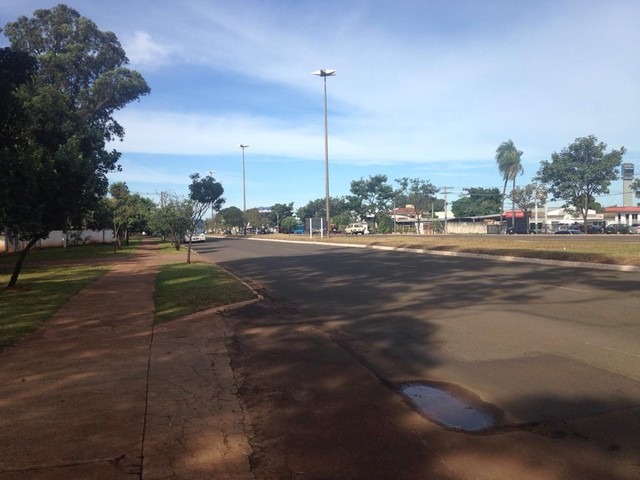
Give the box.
[238,144,249,235]
[207,170,216,233]
[312,69,336,236]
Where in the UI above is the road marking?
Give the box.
[585,341,640,358]
[514,280,593,294]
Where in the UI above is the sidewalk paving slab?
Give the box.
[0,242,253,480]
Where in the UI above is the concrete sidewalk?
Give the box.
[0,242,253,479]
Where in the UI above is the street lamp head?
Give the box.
[238,144,249,149]
[312,69,336,77]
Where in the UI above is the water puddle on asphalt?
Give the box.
[400,383,497,432]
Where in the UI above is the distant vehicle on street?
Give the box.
[605,224,630,234]
[344,223,367,235]
[576,224,604,234]
[506,227,535,235]
[629,224,640,234]
[292,226,305,234]
[554,229,584,235]
[185,232,206,242]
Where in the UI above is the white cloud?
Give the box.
[122,30,176,69]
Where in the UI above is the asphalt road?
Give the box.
[195,237,640,479]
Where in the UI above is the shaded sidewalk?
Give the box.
[0,241,253,479]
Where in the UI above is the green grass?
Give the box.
[0,265,110,347]
[267,233,640,266]
[0,240,139,267]
[0,238,255,347]
[154,262,256,324]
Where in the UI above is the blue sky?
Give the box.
[2,0,639,211]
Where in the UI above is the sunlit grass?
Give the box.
[0,239,139,267]
[154,262,255,324]
[266,233,640,266]
[0,265,110,347]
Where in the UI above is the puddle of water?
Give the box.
[401,383,496,432]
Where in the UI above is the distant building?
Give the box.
[622,163,635,206]
[603,206,640,225]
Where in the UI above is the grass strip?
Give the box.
[0,265,110,347]
[154,262,255,324]
[266,234,640,266]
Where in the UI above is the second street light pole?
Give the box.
[312,69,336,237]
[238,144,249,235]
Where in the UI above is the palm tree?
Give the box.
[495,140,524,230]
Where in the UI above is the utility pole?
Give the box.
[440,187,453,234]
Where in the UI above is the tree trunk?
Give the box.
[7,236,39,289]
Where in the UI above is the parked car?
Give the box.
[344,223,367,235]
[506,227,535,234]
[554,229,584,235]
[576,224,604,234]
[629,224,640,234]
[292,225,305,234]
[605,224,630,234]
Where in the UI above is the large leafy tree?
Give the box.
[495,140,523,229]
[108,182,155,250]
[218,207,245,232]
[509,183,538,226]
[394,177,440,233]
[536,135,625,227]
[185,173,224,263]
[1,5,149,287]
[149,197,192,249]
[269,203,294,229]
[451,187,502,218]
[348,174,393,226]
[0,47,36,228]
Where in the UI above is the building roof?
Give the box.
[604,206,640,213]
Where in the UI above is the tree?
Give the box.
[218,207,245,232]
[495,140,523,229]
[630,179,640,205]
[244,208,263,231]
[149,197,192,249]
[0,47,36,227]
[394,177,439,234]
[451,187,502,218]
[348,174,393,226]
[269,203,294,229]
[108,182,155,249]
[509,183,538,227]
[297,198,326,221]
[536,135,625,228]
[1,5,149,288]
[185,173,224,263]
[280,216,299,233]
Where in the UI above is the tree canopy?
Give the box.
[451,187,502,218]
[536,135,625,227]
[1,4,149,287]
[185,172,224,263]
[348,174,393,225]
[495,140,523,228]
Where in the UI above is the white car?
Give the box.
[185,232,206,242]
[344,223,367,235]
[629,224,640,234]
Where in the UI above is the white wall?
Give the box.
[1,230,115,253]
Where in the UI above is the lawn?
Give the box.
[266,233,640,267]
[154,262,255,323]
[1,239,255,346]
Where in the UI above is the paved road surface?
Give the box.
[195,237,640,479]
